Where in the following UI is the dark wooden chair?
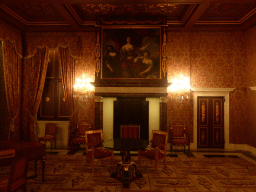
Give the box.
[138,130,168,172]
[85,129,114,173]
[120,124,140,139]
[70,123,91,152]
[170,124,190,153]
[38,123,57,150]
[0,152,29,192]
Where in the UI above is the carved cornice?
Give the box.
[191,88,235,92]
[97,16,166,25]
[249,86,256,91]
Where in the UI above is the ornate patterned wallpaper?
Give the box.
[245,25,256,148]
[1,26,255,146]
[166,30,248,144]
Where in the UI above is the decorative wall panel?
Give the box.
[245,25,256,148]
[19,29,253,147]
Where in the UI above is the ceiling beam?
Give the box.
[5,0,256,3]
[240,12,256,31]
[3,0,204,3]
[51,3,81,30]
[184,0,210,29]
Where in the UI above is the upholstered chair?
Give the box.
[38,123,57,150]
[120,124,140,139]
[0,152,29,192]
[85,129,114,173]
[170,124,190,153]
[70,123,91,152]
[138,130,168,172]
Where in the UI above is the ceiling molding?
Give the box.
[191,88,235,92]
[249,86,256,91]
[184,0,210,29]
[51,4,80,30]
[0,0,255,32]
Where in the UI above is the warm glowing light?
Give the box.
[73,75,94,100]
[168,75,191,100]
[169,75,191,92]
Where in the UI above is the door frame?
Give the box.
[191,88,235,150]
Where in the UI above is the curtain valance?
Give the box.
[25,32,83,59]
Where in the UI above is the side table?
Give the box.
[111,161,142,188]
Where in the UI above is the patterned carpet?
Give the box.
[1,150,256,192]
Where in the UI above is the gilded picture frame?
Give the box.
[95,26,167,86]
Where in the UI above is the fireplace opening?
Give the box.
[113,97,149,140]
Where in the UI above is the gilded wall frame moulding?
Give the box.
[94,21,167,87]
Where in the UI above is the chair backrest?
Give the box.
[120,124,140,139]
[85,130,104,151]
[76,124,91,137]
[170,124,186,138]
[150,130,168,152]
[7,152,29,192]
[45,123,57,136]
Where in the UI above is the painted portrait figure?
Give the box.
[102,28,160,79]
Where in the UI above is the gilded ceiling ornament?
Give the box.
[81,3,178,15]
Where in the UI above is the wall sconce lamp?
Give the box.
[73,74,94,101]
[168,75,191,101]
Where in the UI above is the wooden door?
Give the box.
[197,97,224,148]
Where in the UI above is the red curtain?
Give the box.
[58,46,79,147]
[3,40,23,141]
[22,47,49,141]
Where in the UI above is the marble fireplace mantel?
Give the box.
[94,87,168,97]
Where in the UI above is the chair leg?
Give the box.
[164,158,167,169]
[22,183,27,192]
[138,149,141,166]
[171,145,173,153]
[155,150,158,172]
[155,160,158,172]
[92,160,94,173]
[51,141,53,151]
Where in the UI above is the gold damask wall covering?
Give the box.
[0,19,256,148]
[25,29,252,146]
[167,30,248,144]
[245,25,256,148]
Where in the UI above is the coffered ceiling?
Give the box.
[0,0,256,32]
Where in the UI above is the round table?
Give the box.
[103,138,149,151]
[103,138,149,188]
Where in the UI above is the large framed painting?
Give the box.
[95,26,167,87]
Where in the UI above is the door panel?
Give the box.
[198,97,224,148]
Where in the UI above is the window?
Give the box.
[37,49,69,121]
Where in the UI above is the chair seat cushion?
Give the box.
[39,136,54,141]
[139,150,166,160]
[71,138,86,143]
[87,149,112,159]
[171,138,189,145]
[0,178,7,191]
[0,178,26,192]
